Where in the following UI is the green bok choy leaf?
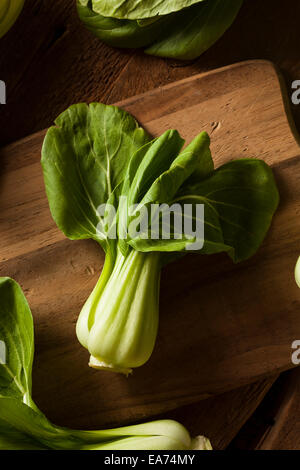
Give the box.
[89,0,207,19]
[41,102,279,375]
[0,277,211,450]
[77,0,243,60]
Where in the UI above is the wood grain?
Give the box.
[229,368,300,450]
[0,61,299,429]
[256,368,300,450]
[156,375,278,450]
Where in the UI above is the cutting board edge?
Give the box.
[114,59,281,104]
[1,60,299,156]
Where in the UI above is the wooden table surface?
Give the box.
[0,0,300,449]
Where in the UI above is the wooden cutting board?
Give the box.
[0,60,300,429]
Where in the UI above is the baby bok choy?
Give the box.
[0,277,211,450]
[41,102,279,375]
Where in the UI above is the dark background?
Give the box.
[0,0,300,449]
[0,0,300,145]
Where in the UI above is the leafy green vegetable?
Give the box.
[42,102,279,375]
[77,0,244,60]
[42,102,150,246]
[145,0,243,60]
[0,0,24,39]
[0,277,34,408]
[175,159,280,262]
[0,277,211,450]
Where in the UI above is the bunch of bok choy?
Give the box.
[41,102,279,375]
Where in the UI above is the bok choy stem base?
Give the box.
[77,249,161,374]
